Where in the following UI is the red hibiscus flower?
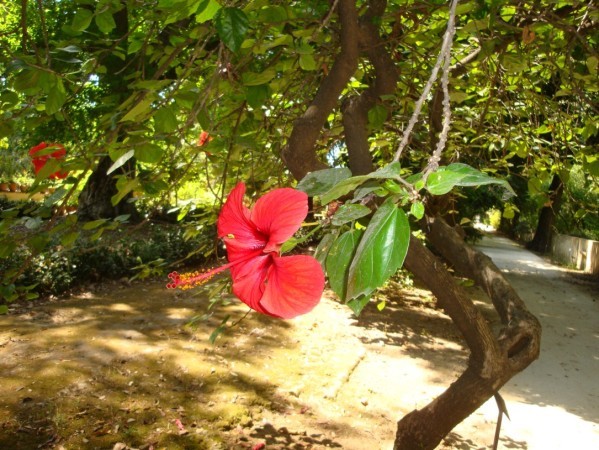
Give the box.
[197,131,212,147]
[167,182,324,319]
[29,142,68,180]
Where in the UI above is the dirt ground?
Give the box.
[1,235,597,450]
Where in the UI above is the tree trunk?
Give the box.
[394,218,541,449]
[528,174,563,253]
[77,156,139,221]
[77,2,139,221]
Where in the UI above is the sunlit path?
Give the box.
[452,234,599,450]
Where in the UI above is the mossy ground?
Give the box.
[0,277,492,449]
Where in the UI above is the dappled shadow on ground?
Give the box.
[440,431,528,450]
[350,281,500,376]
[0,280,352,449]
[249,423,343,449]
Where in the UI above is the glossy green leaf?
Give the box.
[196,0,221,23]
[299,54,317,71]
[326,229,363,300]
[331,204,371,226]
[296,167,352,196]
[368,104,387,129]
[120,97,154,122]
[410,202,425,220]
[82,219,108,230]
[216,7,249,53]
[346,199,410,300]
[141,179,169,195]
[111,178,140,206]
[61,231,80,247]
[426,163,515,196]
[319,162,402,204]
[245,85,269,108]
[347,295,371,316]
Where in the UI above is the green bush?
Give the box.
[0,221,214,306]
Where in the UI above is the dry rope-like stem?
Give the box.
[423,45,452,182]
[393,0,459,164]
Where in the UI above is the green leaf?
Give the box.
[120,97,154,122]
[346,199,410,300]
[347,295,370,316]
[72,8,94,32]
[426,163,515,196]
[297,167,352,196]
[82,219,108,230]
[196,0,221,23]
[299,54,317,71]
[331,204,371,226]
[410,202,425,220]
[326,229,363,300]
[45,78,66,115]
[61,231,80,247]
[216,7,249,53]
[135,143,163,164]
[245,85,269,108]
[319,162,402,204]
[154,106,179,133]
[209,315,230,344]
[141,179,169,195]
[368,104,387,129]
[0,305,8,314]
[314,232,337,267]
[242,68,276,86]
[107,149,134,175]
[111,178,140,206]
[95,10,116,34]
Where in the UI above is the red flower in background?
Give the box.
[29,142,68,179]
[167,182,324,319]
[197,131,212,147]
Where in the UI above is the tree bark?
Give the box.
[527,174,563,253]
[77,156,139,222]
[341,0,398,175]
[394,219,541,449]
[282,0,359,180]
[77,2,139,220]
[280,2,542,448]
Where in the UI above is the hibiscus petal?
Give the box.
[259,255,324,319]
[250,188,308,252]
[230,253,272,314]
[217,183,267,259]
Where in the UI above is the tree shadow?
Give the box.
[249,422,343,449]
[441,431,528,449]
[0,281,348,449]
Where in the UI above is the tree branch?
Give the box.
[342,0,398,175]
[393,0,459,163]
[282,0,360,180]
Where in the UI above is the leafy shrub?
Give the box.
[0,221,215,306]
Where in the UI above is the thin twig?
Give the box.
[393,0,459,163]
[311,0,340,40]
